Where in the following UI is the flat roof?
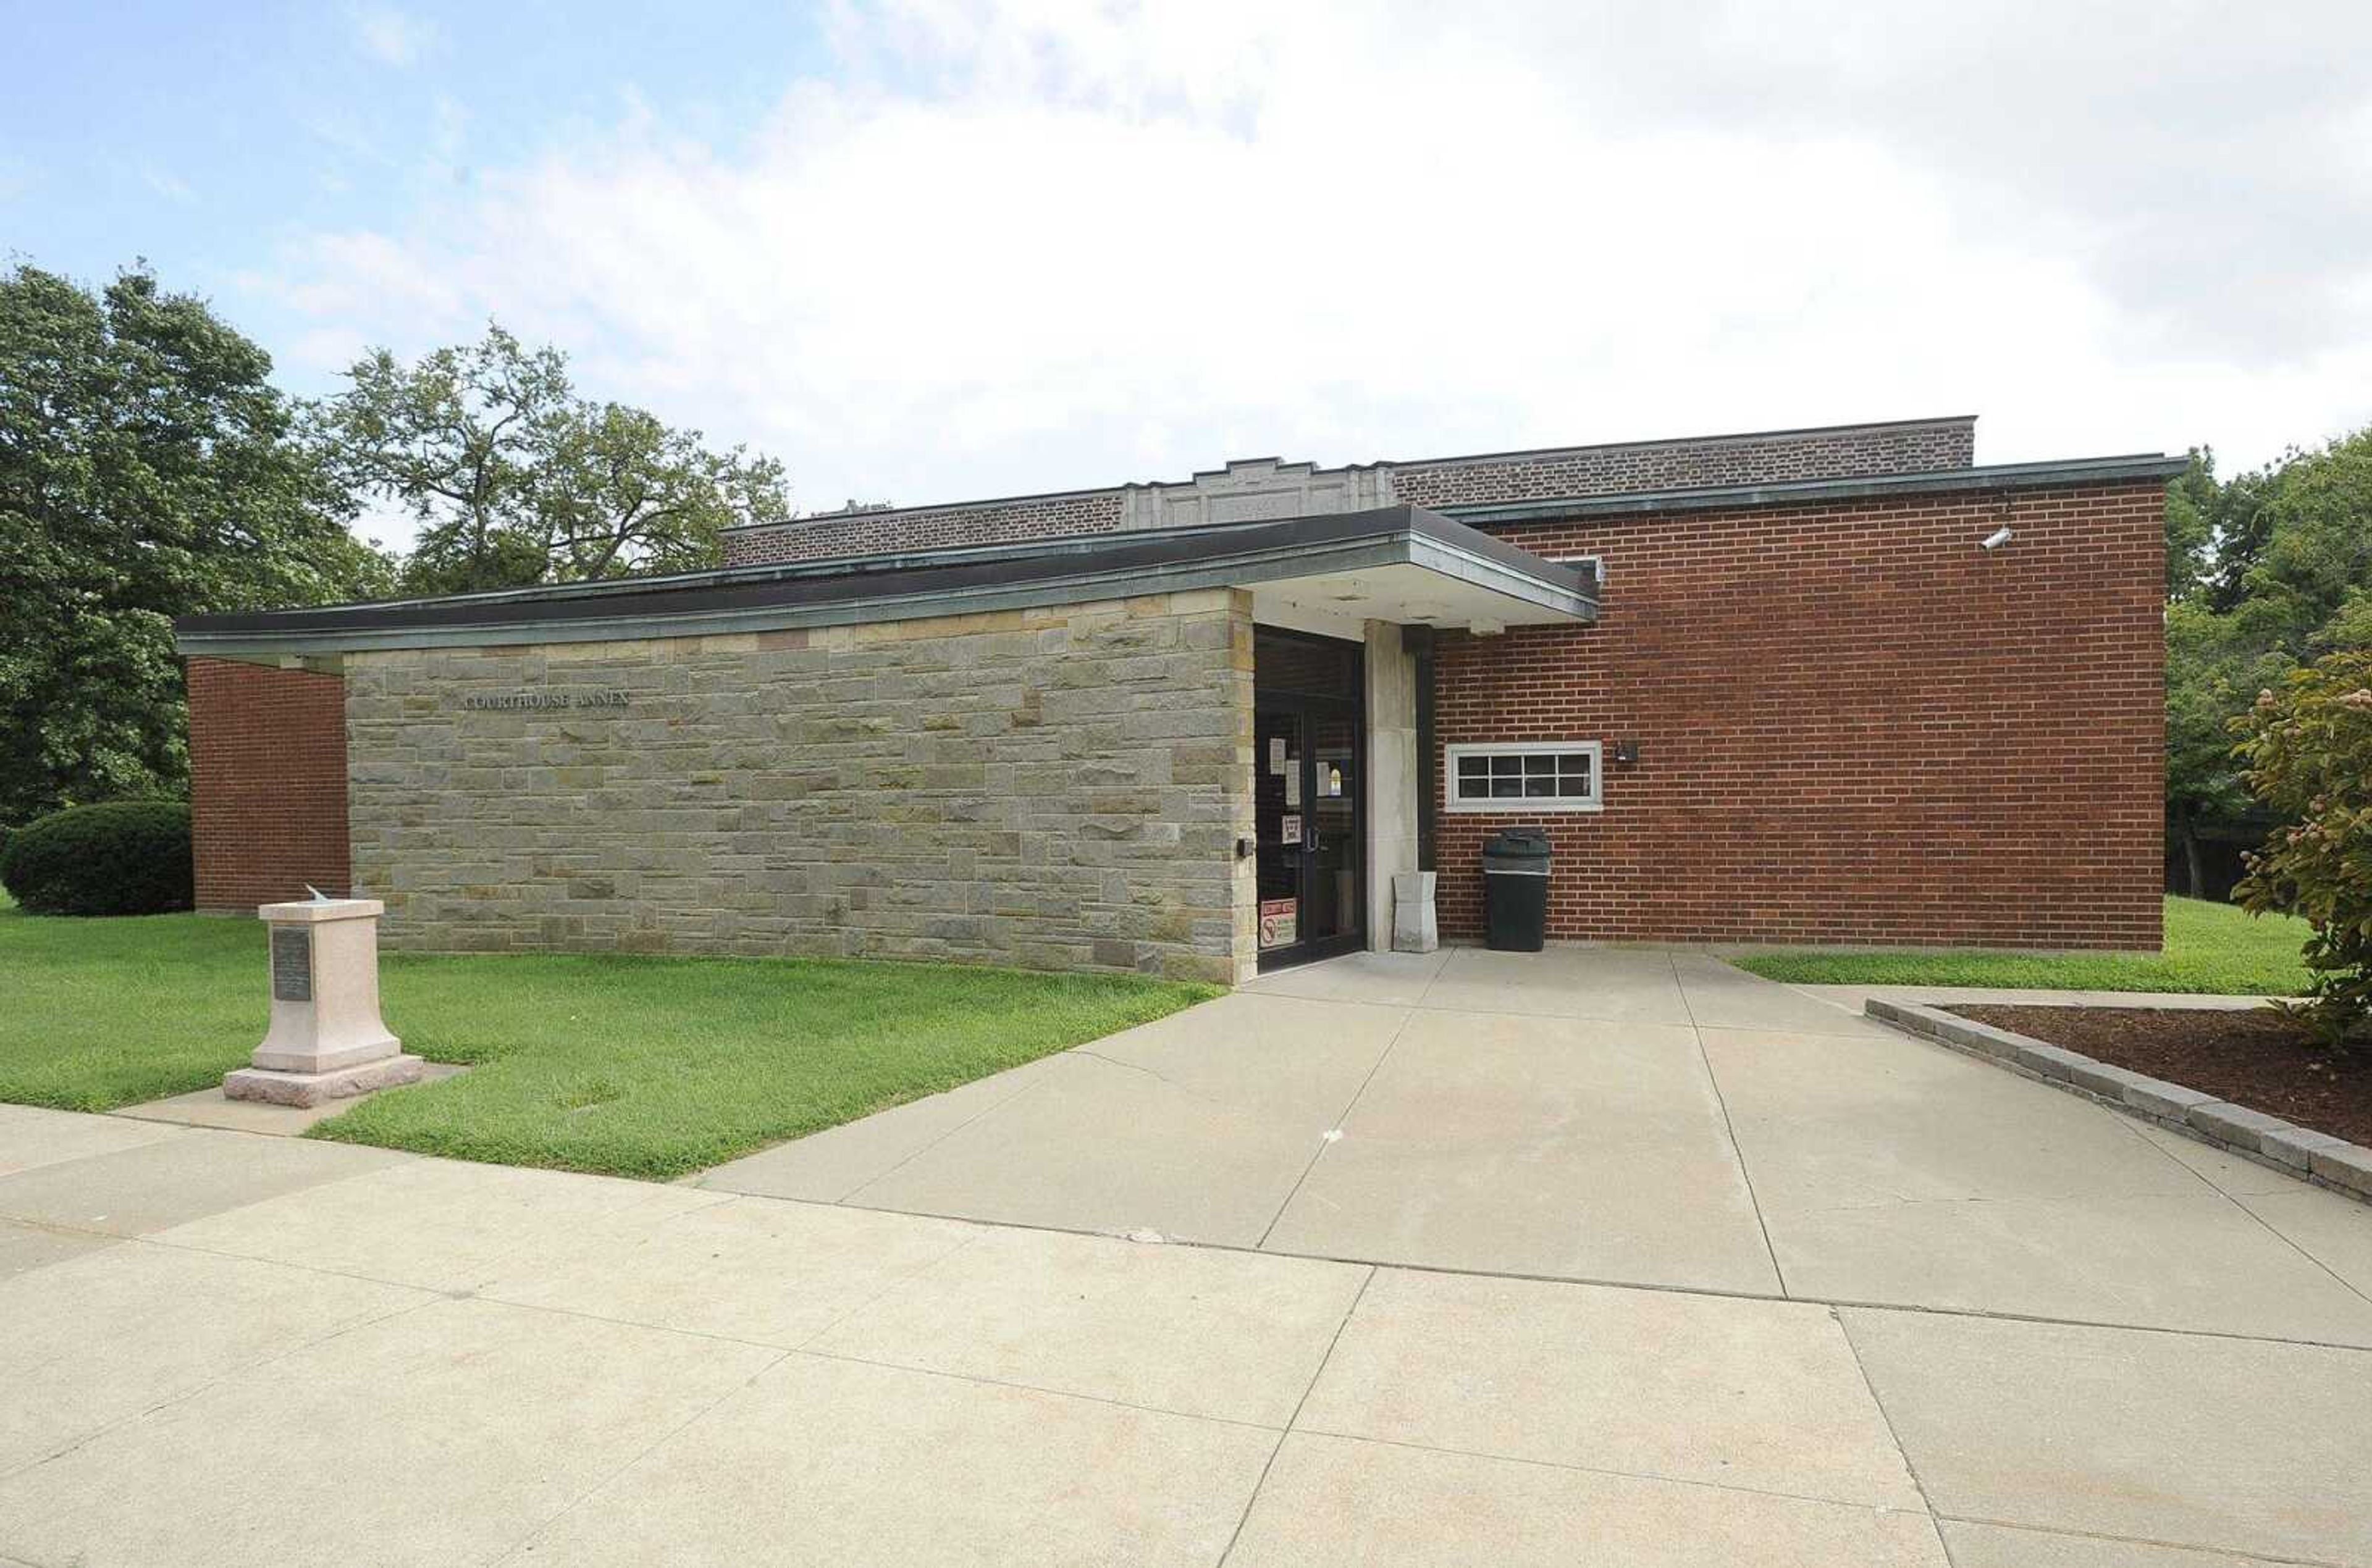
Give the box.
[176,505,1598,662]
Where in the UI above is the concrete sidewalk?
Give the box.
[707,947,2372,1344]
[4,947,2371,1564]
[4,1105,2367,1567]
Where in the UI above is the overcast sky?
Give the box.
[7,0,2370,550]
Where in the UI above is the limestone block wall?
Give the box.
[344,589,1256,983]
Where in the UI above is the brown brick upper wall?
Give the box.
[725,417,1977,566]
[186,656,351,912]
[723,490,1125,566]
[1391,419,1975,508]
[1428,477,2164,950]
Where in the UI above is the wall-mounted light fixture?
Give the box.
[1981,495,2016,551]
[1611,739,1641,766]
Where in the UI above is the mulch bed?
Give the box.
[1951,1005,2372,1149]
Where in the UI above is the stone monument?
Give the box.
[223,895,423,1107]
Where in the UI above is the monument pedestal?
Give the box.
[1392,871,1439,954]
[224,897,422,1108]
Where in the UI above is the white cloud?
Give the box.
[351,5,437,67]
[138,164,197,204]
[266,0,2372,526]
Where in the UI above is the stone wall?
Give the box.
[345,590,1256,983]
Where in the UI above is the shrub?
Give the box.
[2233,649,2372,1046]
[0,800,195,916]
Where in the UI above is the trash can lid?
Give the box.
[1482,828,1552,857]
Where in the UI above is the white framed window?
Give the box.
[1444,741,1602,813]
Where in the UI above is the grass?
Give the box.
[0,891,1217,1179]
[1728,896,2314,996]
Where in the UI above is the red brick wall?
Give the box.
[1392,419,1973,508]
[724,490,1125,566]
[185,657,351,912]
[1430,480,2166,950]
[724,418,1974,566]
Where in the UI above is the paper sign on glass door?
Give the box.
[1259,897,1297,949]
[1281,814,1302,845]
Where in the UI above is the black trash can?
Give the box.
[1482,828,1552,952]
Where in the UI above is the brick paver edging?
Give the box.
[1863,998,2372,1207]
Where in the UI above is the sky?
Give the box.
[6,0,2371,553]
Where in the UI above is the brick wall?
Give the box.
[1392,419,1974,508]
[724,418,1976,566]
[186,656,351,912]
[344,590,1256,982]
[723,490,1124,566]
[1428,479,2165,950]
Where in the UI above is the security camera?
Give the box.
[1980,526,2014,550]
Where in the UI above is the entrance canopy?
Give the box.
[176,506,1596,664]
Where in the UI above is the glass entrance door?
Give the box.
[1303,703,1360,950]
[1254,667,1365,969]
[1254,708,1308,959]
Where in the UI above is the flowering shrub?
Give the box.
[2233,650,2372,1045]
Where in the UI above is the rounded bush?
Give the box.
[0,800,195,916]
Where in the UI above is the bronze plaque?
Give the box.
[270,926,313,1002]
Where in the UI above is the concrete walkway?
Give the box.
[706,947,2372,1342]
[3,949,2370,1564]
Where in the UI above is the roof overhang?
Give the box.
[175,505,1596,665]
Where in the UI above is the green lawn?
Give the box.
[0,892,1216,1179]
[1728,896,2313,995]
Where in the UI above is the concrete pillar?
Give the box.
[1363,622,1419,952]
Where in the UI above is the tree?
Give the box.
[0,264,392,829]
[307,325,792,594]
[2198,454,2279,614]
[2161,429,2372,896]
[2165,602,2287,895]
[2233,649,2372,1046]
[2227,430,2372,648]
[2164,449,2219,602]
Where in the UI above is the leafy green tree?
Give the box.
[2233,650,2372,1045]
[2315,588,2372,653]
[307,325,792,594]
[2204,460,2278,614]
[0,264,392,829]
[2228,431,2372,648]
[2164,450,2219,602]
[2165,602,2288,895]
[2161,429,2372,895]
